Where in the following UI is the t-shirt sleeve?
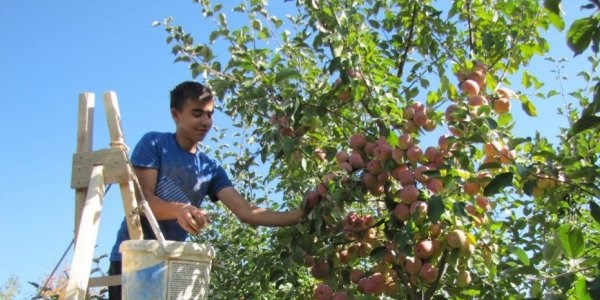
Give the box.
[208,165,233,202]
[130,132,161,169]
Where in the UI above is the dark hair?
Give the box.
[170,81,213,110]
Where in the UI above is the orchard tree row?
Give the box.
[159,0,600,299]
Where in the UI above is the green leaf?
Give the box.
[574,276,594,300]
[275,68,301,83]
[483,172,513,196]
[543,0,562,15]
[590,201,600,224]
[547,9,565,31]
[567,17,598,55]
[567,115,600,138]
[521,96,538,117]
[543,239,560,262]
[556,272,576,293]
[427,195,445,223]
[522,71,532,88]
[370,246,387,261]
[583,81,600,116]
[555,224,584,258]
[589,275,600,300]
[511,247,530,266]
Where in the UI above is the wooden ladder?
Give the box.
[64,91,162,300]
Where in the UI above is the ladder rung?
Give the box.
[88,275,121,287]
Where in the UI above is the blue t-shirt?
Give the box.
[110,132,233,261]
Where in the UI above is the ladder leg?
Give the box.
[65,165,105,300]
[119,172,143,239]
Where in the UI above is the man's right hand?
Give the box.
[177,205,210,234]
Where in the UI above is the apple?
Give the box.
[340,161,353,172]
[468,95,488,106]
[374,142,393,161]
[403,107,415,120]
[269,114,279,125]
[406,145,423,164]
[405,256,422,275]
[366,159,384,175]
[483,141,501,157]
[361,172,378,189]
[311,260,330,279]
[350,269,366,283]
[496,87,514,99]
[419,263,438,284]
[394,167,415,186]
[376,171,390,185]
[445,104,459,122]
[463,181,481,196]
[349,152,366,169]
[460,241,476,257]
[332,291,348,300]
[304,190,321,209]
[314,283,334,300]
[414,165,431,183]
[399,185,419,205]
[397,133,413,150]
[447,229,467,249]
[335,150,349,165]
[493,97,511,114]
[429,223,442,238]
[315,149,327,162]
[427,178,444,194]
[413,109,428,127]
[456,270,472,287]
[364,142,377,156]
[349,133,367,150]
[338,90,352,102]
[280,126,294,137]
[499,147,515,164]
[393,203,410,221]
[431,239,442,258]
[304,254,315,267]
[384,281,399,296]
[402,120,418,133]
[415,239,433,259]
[391,147,405,164]
[279,115,289,127]
[475,195,492,211]
[460,79,480,97]
[469,69,486,88]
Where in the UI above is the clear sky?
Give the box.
[0,1,588,298]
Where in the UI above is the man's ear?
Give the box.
[171,108,179,121]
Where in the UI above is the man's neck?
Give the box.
[174,133,198,153]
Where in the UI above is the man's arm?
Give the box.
[135,167,209,234]
[217,186,304,226]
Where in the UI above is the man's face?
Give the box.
[172,98,214,143]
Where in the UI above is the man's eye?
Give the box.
[194,111,213,118]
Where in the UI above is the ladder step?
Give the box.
[88,275,121,287]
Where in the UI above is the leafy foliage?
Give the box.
[159,0,600,299]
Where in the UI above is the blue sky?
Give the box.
[0,1,589,298]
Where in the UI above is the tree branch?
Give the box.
[424,249,450,299]
[397,2,419,79]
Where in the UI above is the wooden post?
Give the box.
[65,165,105,300]
[74,93,94,243]
[103,91,143,239]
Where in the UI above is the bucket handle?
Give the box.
[131,171,167,247]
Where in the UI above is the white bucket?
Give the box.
[119,240,215,300]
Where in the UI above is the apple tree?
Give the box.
[159,0,600,299]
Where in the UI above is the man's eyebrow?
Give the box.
[192,108,214,113]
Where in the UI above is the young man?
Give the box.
[108,81,306,300]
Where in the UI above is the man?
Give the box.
[108,81,306,300]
